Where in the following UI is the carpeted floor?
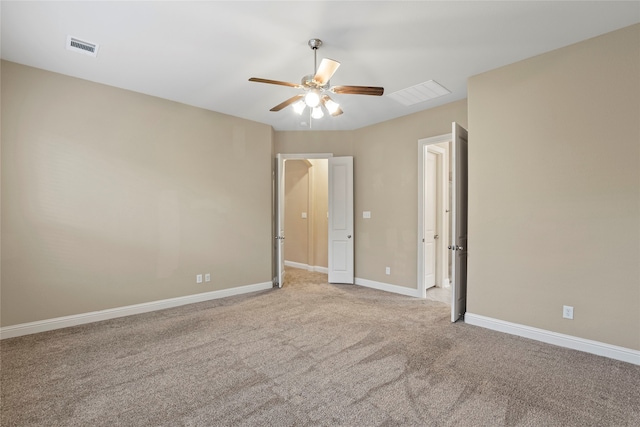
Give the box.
[2,268,639,426]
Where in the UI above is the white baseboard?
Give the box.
[465,313,640,366]
[0,281,273,340]
[284,260,309,270]
[284,261,328,274]
[355,277,422,298]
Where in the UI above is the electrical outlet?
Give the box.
[563,305,574,319]
[196,274,203,284]
[363,211,371,219]
[385,267,391,275]
[205,273,211,282]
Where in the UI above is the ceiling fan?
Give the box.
[249,38,384,119]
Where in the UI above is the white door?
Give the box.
[450,122,468,322]
[328,156,354,283]
[424,151,437,289]
[275,154,286,288]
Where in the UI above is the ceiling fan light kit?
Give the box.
[292,100,306,115]
[311,106,324,119]
[304,89,321,108]
[249,38,384,120]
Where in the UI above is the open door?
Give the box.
[450,122,468,322]
[275,154,286,288]
[328,156,354,283]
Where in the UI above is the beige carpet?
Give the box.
[2,268,639,426]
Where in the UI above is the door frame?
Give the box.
[417,134,451,298]
[275,153,333,287]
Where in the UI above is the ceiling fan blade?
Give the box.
[270,94,304,112]
[313,58,341,86]
[331,85,384,96]
[249,77,302,89]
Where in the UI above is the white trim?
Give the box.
[278,153,333,160]
[355,277,422,298]
[0,282,273,340]
[465,313,640,366]
[285,260,313,271]
[285,260,328,274]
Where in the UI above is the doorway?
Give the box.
[418,123,468,322]
[274,153,354,287]
[284,158,329,274]
[424,145,448,290]
[418,136,451,299]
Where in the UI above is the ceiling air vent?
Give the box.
[388,80,450,106]
[66,35,99,57]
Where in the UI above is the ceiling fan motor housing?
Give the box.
[302,74,330,90]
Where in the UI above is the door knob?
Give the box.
[434,234,439,240]
[347,235,352,239]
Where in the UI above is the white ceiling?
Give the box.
[2,1,638,131]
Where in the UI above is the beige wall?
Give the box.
[309,159,328,268]
[1,61,273,327]
[284,160,310,264]
[353,101,468,287]
[467,24,640,350]
[274,131,355,157]
[275,101,467,287]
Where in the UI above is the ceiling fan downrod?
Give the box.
[308,38,322,74]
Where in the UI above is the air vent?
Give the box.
[388,80,450,106]
[66,35,99,57]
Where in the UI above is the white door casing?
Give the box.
[451,122,468,322]
[328,156,354,284]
